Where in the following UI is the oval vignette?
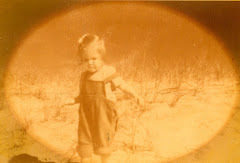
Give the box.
[4,2,238,162]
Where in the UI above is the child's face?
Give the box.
[82,48,103,72]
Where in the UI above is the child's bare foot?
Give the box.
[101,154,111,163]
[69,152,81,162]
[81,156,92,163]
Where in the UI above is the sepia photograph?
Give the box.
[0,1,240,163]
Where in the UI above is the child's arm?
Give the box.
[105,66,144,105]
[62,72,86,107]
[74,95,81,104]
[117,80,144,106]
[62,97,78,106]
[62,90,81,107]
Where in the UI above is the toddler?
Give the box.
[67,34,143,163]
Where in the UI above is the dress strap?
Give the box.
[80,71,89,94]
[103,72,119,84]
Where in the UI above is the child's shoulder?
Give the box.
[102,65,117,76]
[100,65,118,80]
[80,70,89,77]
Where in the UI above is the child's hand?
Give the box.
[63,98,76,107]
[134,96,144,106]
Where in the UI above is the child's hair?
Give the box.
[78,34,106,60]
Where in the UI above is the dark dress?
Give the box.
[76,71,118,158]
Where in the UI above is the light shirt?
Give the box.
[86,65,124,102]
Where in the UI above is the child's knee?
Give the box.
[94,145,114,155]
[77,144,93,158]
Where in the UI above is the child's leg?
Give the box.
[77,105,94,161]
[81,156,93,163]
[101,154,111,163]
[77,144,93,160]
